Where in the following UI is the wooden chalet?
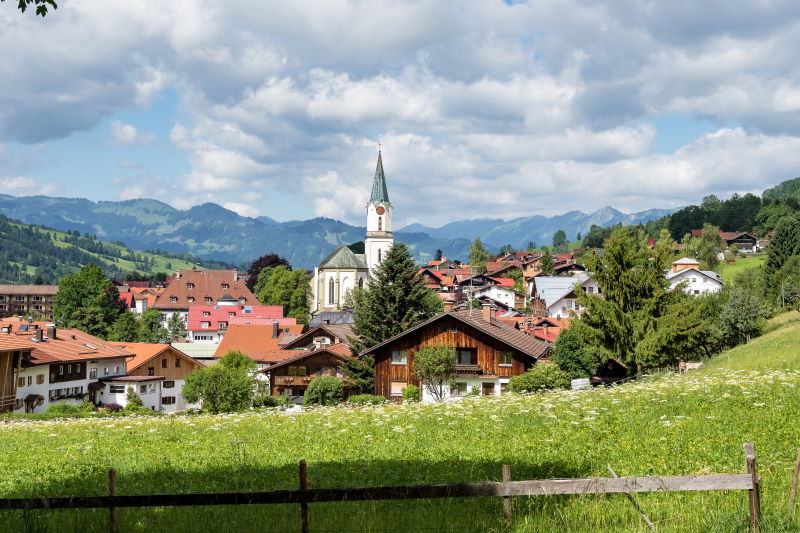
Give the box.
[362,305,550,401]
[280,324,356,351]
[262,343,352,397]
[0,336,32,413]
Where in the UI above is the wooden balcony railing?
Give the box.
[455,364,483,376]
[275,375,351,387]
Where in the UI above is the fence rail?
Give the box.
[0,443,762,533]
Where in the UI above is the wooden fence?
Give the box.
[0,443,762,533]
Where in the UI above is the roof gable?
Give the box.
[318,246,368,269]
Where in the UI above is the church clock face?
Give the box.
[376,206,385,215]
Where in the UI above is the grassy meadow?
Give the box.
[716,255,767,283]
[2,314,800,532]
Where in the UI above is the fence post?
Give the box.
[744,442,761,533]
[502,465,512,522]
[299,460,309,533]
[789,449,800,520]
[108,468,118,533]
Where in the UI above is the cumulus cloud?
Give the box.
[2,0,800,224]
[0,176,57,196]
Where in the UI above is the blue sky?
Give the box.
[2,1,800,226]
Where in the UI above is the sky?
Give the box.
[2,1,800,228]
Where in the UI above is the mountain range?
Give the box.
[0,195,675,269]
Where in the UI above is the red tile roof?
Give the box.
[187,304,285,331]
[154,270,258,310]
[490,277,515,287]
[213,324,307,362]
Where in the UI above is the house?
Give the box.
[529,273,596,317]
[471,278,522,310]
[262,343,352,399]
[311,152,394,312]
[308,310,353,328]
[186,297,292,343]
[0,285,58,320]
[690,230,759,253]
[363,305,550,402]
[213,323,307,368]
[8,326,133,414]
[108,343,204,411]
[100,376,166,411]
[279,323,356,351]
[153,269,257,328]
[665,258,723,295]
[0,336,32,413]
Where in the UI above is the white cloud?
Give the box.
[0,176,58,196]
[109,120,155,146]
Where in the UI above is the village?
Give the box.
[0,153,776,415]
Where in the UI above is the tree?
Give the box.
[2,0,56,16]
[125,386,144,407]
[412,345,457,402]
[498,244,515,256]
[256,266,311,324]
[341,350,375,394]
[576,227,704,371]
[552,230,567,251]
[719,287,768,343]
[167,312,187,341]
[754,203,795,234]
[53,264,124,337]
[696,223,724,270]
[138,309,169,343]
[348,241,365,254]
[108,311,140,342]
[351,242,443,349]
[769,255,800,309]
[576,232,582,242]
[434,249,443,261]
[182,350,256,413]
[551,327,600,379]
[540,249,555,275]
[246,253,290,292]
[303,376,345,406]
[469,238,490,273]
[527,241,536,251]
[765,214,800,284]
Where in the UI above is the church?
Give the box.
[310,152,394,313]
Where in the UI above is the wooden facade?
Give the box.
[0,349,25,413]
[372,315,534,399]
[127,346,202,381]
[269,350,349,396]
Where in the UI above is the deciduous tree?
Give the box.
[246,253,290,292]
[469,237,490,273]
[182,351,256,413]
[54,264,124,337]
[412,345,457,402]
[256,266,310,324]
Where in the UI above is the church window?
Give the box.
[358,278,364,289]
[378,249,382,263]
[328,278,335,305]
[378,216,382,231]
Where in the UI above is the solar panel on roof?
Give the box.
[18,324,28,331]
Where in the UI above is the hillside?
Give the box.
[1,314,799,531]
[763,176,800,204]
[0,215,231,284]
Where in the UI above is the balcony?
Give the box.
[276,376,313,387]
[455,364,483,377]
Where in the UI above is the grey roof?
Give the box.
[665,267,722,283]
[533,273,589,308]
[317,246,367,269]
[370,151,390,203]
[361,310,549,359]
[309,311,354,328]
[672,257,699,265]
[217,294,238,302]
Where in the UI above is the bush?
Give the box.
[254,394,291,408]
[78,401,96,413]
[508,364,571,394]
[401,384,420,403]
[45,403,85,416]
[303,376,344,406]
[100,403,124,412]
[348,394,388,406]
[124,405,155,415]
[552,327,600,379]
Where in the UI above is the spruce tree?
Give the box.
[576,227,703,372]
[469,238,490,273]
[540,249,555,275]
[765,214,800,286]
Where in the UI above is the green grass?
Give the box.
[717,255,767,283]
[2,318,800,532]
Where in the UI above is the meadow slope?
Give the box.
[1,315,800,532]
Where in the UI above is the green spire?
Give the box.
[370,151,390,203]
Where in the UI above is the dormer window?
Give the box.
[203,311,211,317]
[187,297,195,303]
[229,312,235,317]
[187,283,194,289]
[170,296,178,303]
[239,298,246,304]
[222,283,229,290]
[205,297,212,303]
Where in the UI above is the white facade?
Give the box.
[101,379,163,411]
[472,285,518,309]
[365,201,393,275]
[315,267,367,310]
[666,268,723,296]
[420,378,510,403]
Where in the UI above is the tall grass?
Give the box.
[2,318,800,532]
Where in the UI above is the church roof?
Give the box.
[318,246,368,269]
[370,151,390,203]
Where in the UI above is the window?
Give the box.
[75,363,81,373]
[17,377,24,387]
[228,312,235,317]
[188,297,195,303]
[36,374,45,384]
[148,383,156,394]
[201,321,210,329]
[187,283,194,289]
[456,349,476,365]
[288,366,297,376]
[49,390,58,401]
[586,286,594,294]
[390,381,407,396]
[358,278,364,289]
[378,216,382,231]
[378,249,382,263]
[14,399,23,410]
[205,297,212,304]
[115,366,120,375]
[694,290,700,295]
[500,382,509,395]
[240,298,246,304]
[391,350,407,365]
[328,278,335,305]
[147,367,155,376]
[175,358,181,368]
[451,382,468,396]
[163,381,175,389]
[140,385,147,394]
[27,376,32,386]
[222,283,229,290]
[219,322,228,330]
[104,367,109,376]
[109,385,125,394]
[203,311,211,317]
[59,365,64,376]
[162,359,168,368]
[162,396,176,405]
[67,365,72,374]
[74,386,83,395]
[170,296,178,303]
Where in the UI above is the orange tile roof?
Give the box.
[0,335,36,352]
[154,270,258,310]
[214,324,306,362]
[2,328,134,366]
[110,343,202,372]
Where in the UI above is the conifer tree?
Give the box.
[765,214,800,286]
[576,227,704,372]
[540,249,555,275]
[469,238,490,273]
[108,311,139,342]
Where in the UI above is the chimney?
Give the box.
[35,329,43,342]
[481,302,495,323]
[272,322,279,339]
[543,324,549,336]
[443,301,454,312]
[46,325,56,339]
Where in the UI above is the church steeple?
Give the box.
[370,151,390,204]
